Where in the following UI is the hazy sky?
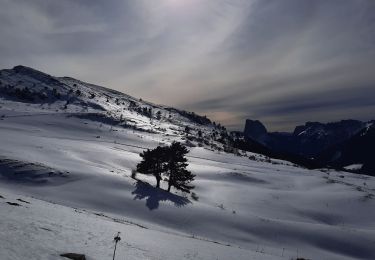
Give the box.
[1,0,374,131]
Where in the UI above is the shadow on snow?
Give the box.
[0,157,69,185]
[132,181,191,210]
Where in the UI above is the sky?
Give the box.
[0,0,374,131]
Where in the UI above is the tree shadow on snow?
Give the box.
[132,181,191,210]
[0,157,69,185]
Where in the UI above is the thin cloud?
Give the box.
[0,0,374,131]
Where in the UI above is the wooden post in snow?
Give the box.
[112,232,121,260]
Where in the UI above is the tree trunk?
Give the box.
[167,169,172,192]
[156,177,160,188]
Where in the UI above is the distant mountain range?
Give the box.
[243,119,375,175]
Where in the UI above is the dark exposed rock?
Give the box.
[17,198,30,204]
[244,118,366,158]
[241,118,374,175]
[244,119,268,141]
[60,253,86,260]
[317,123,375,176]
[6,202,21,206]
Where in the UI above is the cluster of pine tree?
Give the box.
[136,142,195,193]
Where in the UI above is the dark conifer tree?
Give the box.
[136,142,195,193]
[156,111,162,120]
[165,142,195,193]
[136,146,166,188]
[185,126,191,135]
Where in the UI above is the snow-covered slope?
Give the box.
[0,66,375,260]
[0,65,219,141]
[0,188,268,260]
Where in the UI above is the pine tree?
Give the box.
[185,126,191,135]
[136,146,166,188]
[165,142,195,193]
[136,142,195,193]
[156,111,162,120]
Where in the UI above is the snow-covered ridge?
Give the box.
[0,65,220,141]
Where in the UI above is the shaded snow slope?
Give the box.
[0,111,374,260]
[0,188,271,260]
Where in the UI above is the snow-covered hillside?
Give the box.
[0,66,375,260]
[0,65,220,142]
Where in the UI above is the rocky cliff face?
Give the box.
[243,119,268,142]
[243,118,367,158]
[317,122,375,175]
[242,118,374,174]
[290,120,365,157]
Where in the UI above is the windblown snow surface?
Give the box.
[0,67,375,260]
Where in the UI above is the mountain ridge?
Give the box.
[243,118,374,175]
[0,65,222,142]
